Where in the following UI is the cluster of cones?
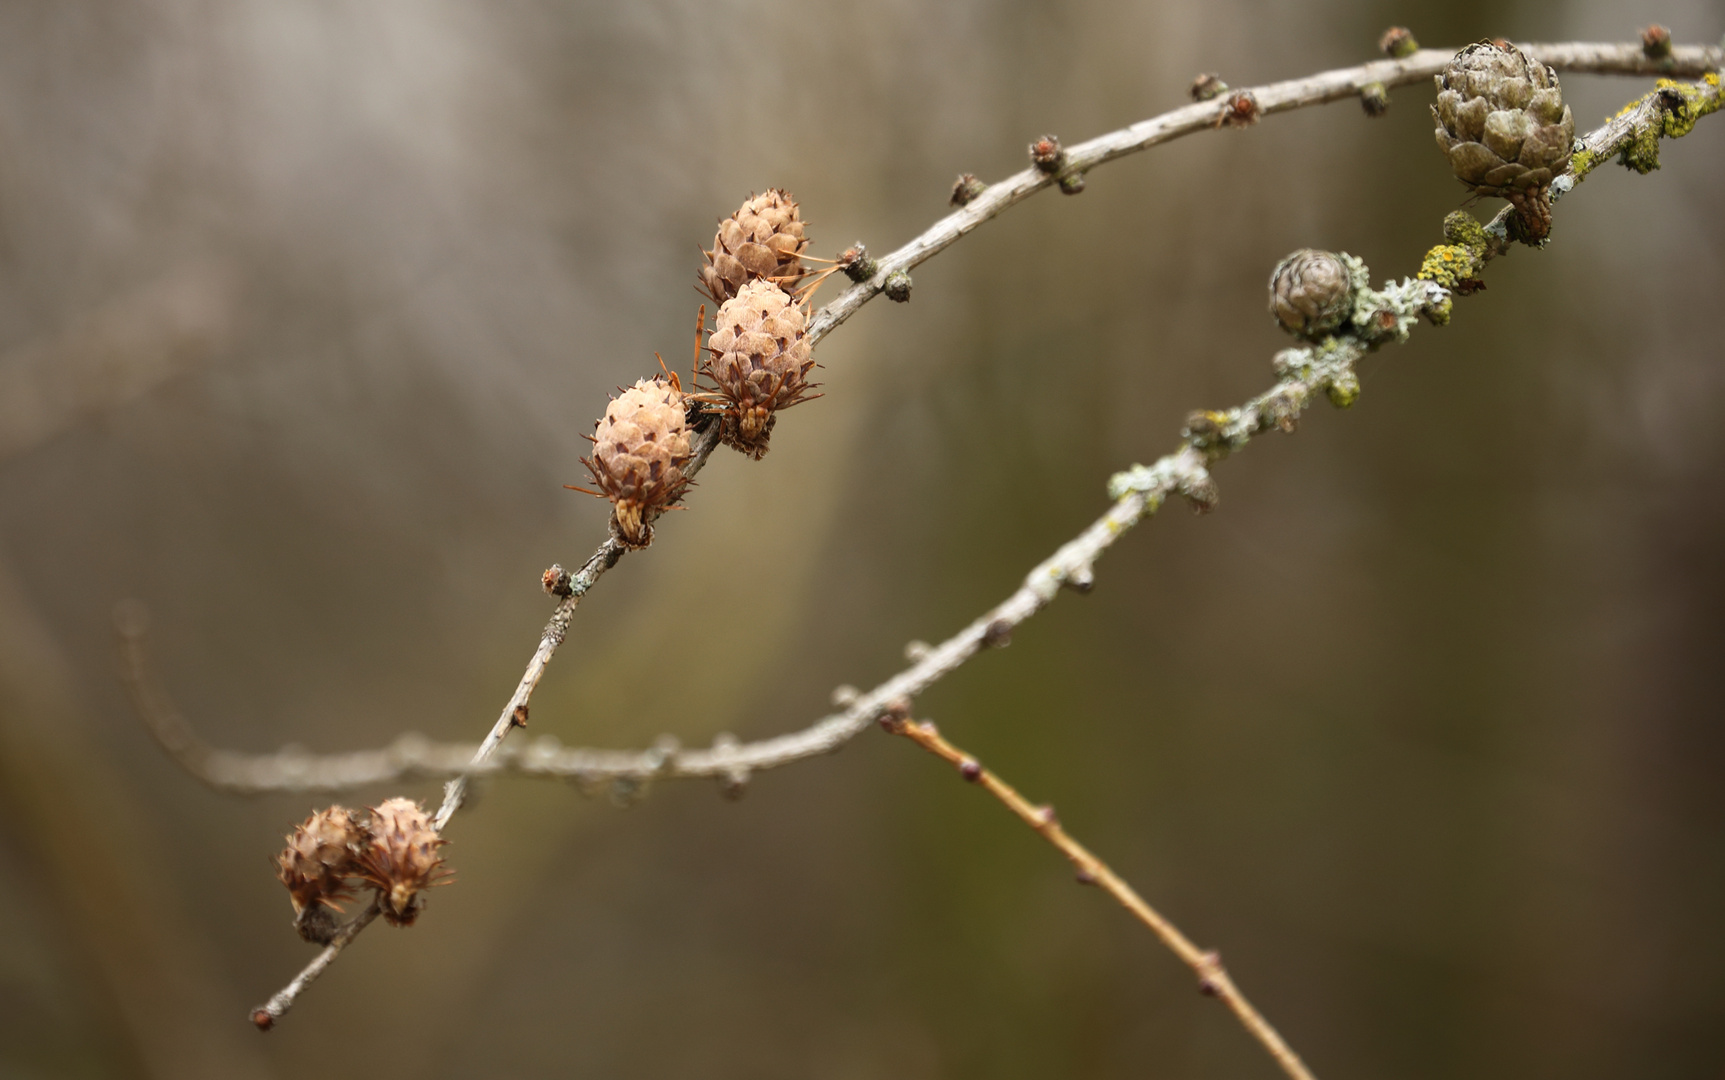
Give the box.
[570,189,844,549]
[275,799,451,943]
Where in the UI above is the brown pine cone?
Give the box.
[701,281,818,459]
[582,375,692,548]
[698,190,809,304]
[355,797,450,927]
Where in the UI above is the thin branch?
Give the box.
[882,707,1315,1080]
[137,45,1720,1027]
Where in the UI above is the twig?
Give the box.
[247,901,378,1031]
[882,707,1315,1080]
[139,45,1720,1027]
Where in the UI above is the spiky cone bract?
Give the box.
[699,280,817,460]
[698,189,809,304]
[355,797,450,927]
[1432,41,1574,241]
[583,376,693,549]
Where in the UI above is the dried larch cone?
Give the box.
[1269,249,1353,339]
[581,375,692,548]
[1432,41,1574,241]
[275,806,364,944]
[699,281,818,459]
[698,189,809,304]
[355,797,450,927]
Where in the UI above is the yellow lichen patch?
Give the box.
[1417,244,1480,290]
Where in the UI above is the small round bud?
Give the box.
[831,684,861,707]
[1359,81,1390,117]
[982,619,1012,648]
[252,1009,275,1031]
[1063,564,1095,594]
[1190,73,1228,101]
[1640,24,1672,59]
[883,270,912,303]
[1269,249,1352,339]
[1379,26,1419,59]
[1179,471,1220,513]
[958,758,982,782]
[1029,135,1064,173]
[836,243,878,283]
[1057,172,1086,195]
[950,173,987,207]
[1217,91,1260,127]
[1326,369,1361,409]
[541,564,573,597]
[904,640,932,662]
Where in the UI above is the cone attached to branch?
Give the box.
[275,806,363,942]
[1432,41,1574,241]
[697,281,818,459]
[698,190,809,304]
[578,375,693,549]
[354,797,451,927]
[1269,249,1353,339]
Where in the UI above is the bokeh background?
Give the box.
[0,1,1721,1077]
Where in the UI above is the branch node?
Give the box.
[1378,26,1419,59]
[950,173,987,207]
[1190,73,1228,101]
[541,564,573,597]
[982,619,1012,648]
[904,639,933,662]
[1029,134,1065,173]
[836,243,878,282]
[1359,80,1390,117]
[831,683,861,707]
[1062,563,1096,594]
[882,270,912,303]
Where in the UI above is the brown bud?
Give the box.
[1217,90,1260,128]
[836,243,878,283]
[959,758,982,782]
[883,270,912,303]
[1190,73,1228,101]
[950,173,987,207]
[1640,24,1671,59]
[582,376,692,547]
[1359,81,1390,117]
[541,564,572,597]
[355,797,451,927]
[1058,172,1086,196]
[275,806,363,922]
[1378,26,1419,59]
[701,281,817,459]
[1029,135,1064,173]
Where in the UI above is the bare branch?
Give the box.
[884,707,1316,1080]
[132,44,1720,1027]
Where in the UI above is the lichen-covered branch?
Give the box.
[883,706,1316,1080]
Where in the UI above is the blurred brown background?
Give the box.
[0,1,1721,1077]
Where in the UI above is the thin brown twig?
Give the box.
[881,707,1316,1080]
[144,43,1721,1028]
